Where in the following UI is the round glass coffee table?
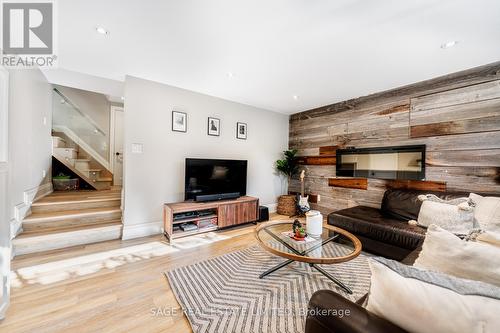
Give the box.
[255,220,362,294]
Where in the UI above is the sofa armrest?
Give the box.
[305,290,408,333]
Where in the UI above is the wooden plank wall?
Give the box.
[288,62,500,215]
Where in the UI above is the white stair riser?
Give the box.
[31,198,120,213]
[53,148,77,159]
[75,161,90,171]
[52,137,66,148]
[13,225,122,256]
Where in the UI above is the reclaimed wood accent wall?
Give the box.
[289,62,500,215]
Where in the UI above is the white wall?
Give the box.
[122,76,289,239]
[0,66,10,319]
[8,69,53,237]
[42,68,124,99]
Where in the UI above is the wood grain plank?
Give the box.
[387,180,447,192]
[410,97,500,126]
[328,178,368,190]
[411,80,500,111]
[319,145,339,156]
[410,115,500,138]
[426,149,500,167]
[426,166,500,194]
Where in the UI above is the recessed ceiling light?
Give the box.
[440,40,458,49]
[120,96,125,101]
[96,26,109,35]
[226,72,234,78]
[292,95,299,100]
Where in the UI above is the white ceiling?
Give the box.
[56,0,500,114]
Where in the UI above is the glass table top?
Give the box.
[255,221,361,264]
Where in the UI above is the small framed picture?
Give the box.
[236,122,247,140]
[207,117,220,136]
[172,111,187,132]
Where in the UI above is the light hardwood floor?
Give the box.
[1,214,291,333]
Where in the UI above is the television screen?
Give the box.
[184,158,247,201]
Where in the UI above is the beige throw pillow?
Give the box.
[414,224,500,287]
[469,193,500,232]
[416,195,474,234]
[366,257,500,333]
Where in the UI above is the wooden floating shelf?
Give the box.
[297,155,336,165]
[328,178,368,190]
[387,180,447,192]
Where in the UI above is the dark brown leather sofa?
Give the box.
[305,188,479,333]
[327,188,469,261]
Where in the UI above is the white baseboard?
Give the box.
[121,221,163,240]
[11,183,53,239]
[263,203,277,214]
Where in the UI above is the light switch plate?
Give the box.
[131,143,143,154]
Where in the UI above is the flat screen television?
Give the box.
[336,145,426,180]
[184,158,248,201]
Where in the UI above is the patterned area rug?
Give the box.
[165,244,372,333]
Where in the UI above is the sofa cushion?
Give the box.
[366,257,500,333]
[469,193,500,232]
[414,225,500,287]
[380,188,469,221]
[328,206,425,250]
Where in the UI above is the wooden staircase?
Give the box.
[52,135,113,190]
[12,189,123,256]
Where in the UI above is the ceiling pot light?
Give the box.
[96,26,109,35]
[293,95,299,100]
[440,40,458,49]
[226,72,234,78]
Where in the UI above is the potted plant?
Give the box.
[275,149,299,215]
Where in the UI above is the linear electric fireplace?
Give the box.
[336,145,426,180]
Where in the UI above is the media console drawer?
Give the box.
[218,201,258,228]
[163,196,259,242]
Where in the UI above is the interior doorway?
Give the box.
[110,106,124,186]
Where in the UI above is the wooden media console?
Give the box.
[163,196,259,242]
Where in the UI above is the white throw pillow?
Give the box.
[416,194,474,234]
[414,224,500,287]
[469,193,500,232]
[366,257,500,333]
